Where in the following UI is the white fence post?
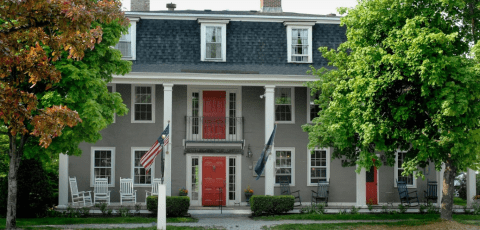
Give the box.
[157,184,166,230]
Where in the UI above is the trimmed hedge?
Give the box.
[250,195,295,216]
[147,196,190,217]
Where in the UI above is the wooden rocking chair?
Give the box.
[69,177,92,206]
[279,177,302,206]
[397,180,419,206]
[120,178,137,205]
[424,180,438,204]
[94,177,111,204]
[145,178,163,203]
[311,181,329,206]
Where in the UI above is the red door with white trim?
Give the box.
[203,91,226,139]
[202,157,226,206]
[366,160,378,205]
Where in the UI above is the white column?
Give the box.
[157,184,166,230]
[437,164,445,205]
[356,165,366,207]
[467,168,477,207]
[58,153,69,207]
[163,83,173,196]
[264,85,275,196]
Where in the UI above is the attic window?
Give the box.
[113,17,139,60]
[284,21,315,63]
[198,19,229,62]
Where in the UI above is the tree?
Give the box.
[303,0,480,220]
[0,0,129,228]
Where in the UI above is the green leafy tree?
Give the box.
[0,0,129,228]
[303,0,480,220]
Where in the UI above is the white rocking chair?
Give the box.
[145,178,163,203]
[94,177,111,204]
[120,177,137,205]
[69,177,92,206]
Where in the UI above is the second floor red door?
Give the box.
[203,91,226,139]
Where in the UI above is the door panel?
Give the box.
[366,160,378,205]
[202,157,226,206]
[203,91,226,139]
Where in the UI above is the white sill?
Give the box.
[274,183,295,187]
[203,59,225,62]
[131,120,155,124]
[121,57,135,60]
[288,61,312,64]
[134,184,153,187]
[275,120,295,124]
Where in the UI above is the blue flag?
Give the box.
[254,124,277,180]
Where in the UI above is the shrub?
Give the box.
[147,196,190,217]
[300,203,325,214]
[250,195,294,216]
[398,204,407,214]
[350,206,359,214]
[0,159,56,218]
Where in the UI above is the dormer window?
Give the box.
[284,21,315,63]
[199,19,229,62]
[114,17,139,60]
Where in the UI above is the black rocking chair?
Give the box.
[311,181,329,206]
[397,180,419,206]
[279,177,302,206]
[424,180,438,204]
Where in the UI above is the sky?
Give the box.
[121,0,359,15]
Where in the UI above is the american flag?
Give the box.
[140,124,169,173]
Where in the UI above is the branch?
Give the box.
[0,20,49,35]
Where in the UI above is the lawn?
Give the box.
[255,213,440,221]
[0,216,197,229]
[454,197,467,206]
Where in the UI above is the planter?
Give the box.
[179,192,188,196]
[245,192,253,206]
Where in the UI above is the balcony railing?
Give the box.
[185,116,244,145]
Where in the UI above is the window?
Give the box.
[307,88,321,123]
[199,19,229,62]
[394,151,416,188]
[308,148,330,186]
[275,147,295,186]
[228,157,236,200]
[90,147,115,187]
[284,22,314,63]
[114,17,138,60]
[192,92,199,134]
[191,157,199,200]
[229,93,237,135]
[107,84,116,123]
[131,85,155,123]
[275,87,295,123]
[131,148,153,186]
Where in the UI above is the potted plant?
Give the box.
[179,187,188,196]
[244,185,254,205]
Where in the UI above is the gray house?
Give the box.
[58,0,471,208]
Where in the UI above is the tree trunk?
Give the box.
[441,160,456,220]
[6,134,27,230]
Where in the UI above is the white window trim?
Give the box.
[90,147,116,187]
[307,147,331,186]
[131,147,154,187]
[121,17,139,60]
[274,147,295,187]
[186,86,243,141]
[284,21,314,64]
[107,84,116,123]
[394,151,417,188]
[199,19,229,62]
[275,87,295,124]
[307,88,321,123]
[131,85,156,123]
[186,154,242,206]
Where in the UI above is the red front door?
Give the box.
[366,160,378,205]
[203,91,226,139]
[202,157,226,206]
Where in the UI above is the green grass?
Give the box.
[255,213,440,221]
[262,220,440,230]
[0,216,197,229]
[454,197,467,206]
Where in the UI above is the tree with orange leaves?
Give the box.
[0,0,130,228]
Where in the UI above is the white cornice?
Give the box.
[112,72,316,86]
[128,17,140,22]
[197,19,230,24]
[283,21,316,26]
[125,12,341,24]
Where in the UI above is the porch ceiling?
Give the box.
[112,72,317,86]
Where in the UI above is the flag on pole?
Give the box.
[254,124,277,180]
[141,124,170,173]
